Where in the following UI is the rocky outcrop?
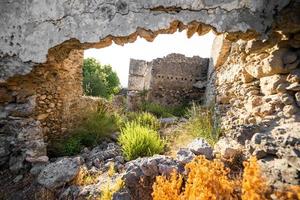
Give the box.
[207,1,300,188]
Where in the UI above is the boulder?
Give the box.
[187,138,213,159]
[176,148,196,164]
[214,137,243,159]
[37,157,82,190]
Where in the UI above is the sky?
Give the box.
[84,30,215,87]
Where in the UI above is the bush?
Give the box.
[83,58,120,99]
[126,112,160,130]
[118,122,165,160]
[181,103,221,145]
[152,156,238,200]
[52,108,120,156]
[140,102,188,118]
[152,156,300,200]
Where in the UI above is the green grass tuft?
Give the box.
[118,122,165,160]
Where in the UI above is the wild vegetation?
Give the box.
[83,58,120,99]
[180,103,221,145]
[140,101,188,118]
[152,156,300,200]
[52,107,120,156]
[118,121,165,160]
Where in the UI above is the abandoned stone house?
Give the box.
[127,53,209,109]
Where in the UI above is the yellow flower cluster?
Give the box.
[152,156,300,200]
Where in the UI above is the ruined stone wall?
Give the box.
[148,53,209,105]
[0,49,90,170]
[127,54,208,109]
[208,2,300,187]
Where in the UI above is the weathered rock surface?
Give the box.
[0,0,290,80]
[37,157,82,190]
[123,155,183,200]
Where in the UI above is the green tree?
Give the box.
[83,58,120,99]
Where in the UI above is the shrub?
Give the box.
[51,108,120,156]
[152,156,300,200]
[127,112,160,130]
[100,178,125,200]
[242,157,268,199]
[181,103,221,145]
[152,156,238,200]
[118,122,165,160]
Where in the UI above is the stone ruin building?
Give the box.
[127,53,209,109]
[0,0,300,199]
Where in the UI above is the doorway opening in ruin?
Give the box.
[82,30,215,107]
[45,29,216,157]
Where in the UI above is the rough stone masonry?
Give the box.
[127,53,209,109]
[0,0,299,189]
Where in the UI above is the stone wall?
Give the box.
[208,2,300,187]
[0,49,102,170]
[127,53,209,109]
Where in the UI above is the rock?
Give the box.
[193,80,207,89]
[249,133,277,159]
[30,163,48,176]
[245,49,297,79]
[0,135,11,166]
[13,175,23,183]
[26,155,49,163]
[214,138,243,159]
[259,75,286,95]
[286,82,300,91]
[37,113,49,120]
[283,105,298,117]
[287,69,300,83]
[37,157,82,189]
[282,51,298,65]
[245,95,263,112]
[259,158,299,188]
[280,93,294,105]
[9,153,26,173]
[123,155,182,200]
[187,138,213,159]
[159,117,178,126]
[295,92,300,107]
[176,148,195,164]
[112,188,131,200]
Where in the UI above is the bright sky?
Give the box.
[84,30,215,87]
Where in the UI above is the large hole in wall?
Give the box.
[43,26,216,156]
[81,30,215,110]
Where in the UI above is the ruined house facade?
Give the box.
[127,53,209,109]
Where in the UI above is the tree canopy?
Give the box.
[83,58,120,99]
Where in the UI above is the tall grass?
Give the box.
[140,102,188,118]
[118,122,165,160]
[181,103,221,145]
[52,107,120,156]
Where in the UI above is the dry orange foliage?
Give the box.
[152,156,300,200]
[152,156,239,200]
[242,157,268,200]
